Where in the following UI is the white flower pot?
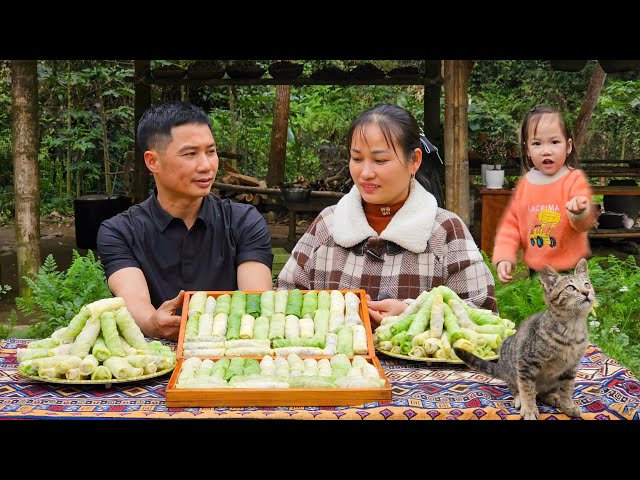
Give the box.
[485,169,505,189]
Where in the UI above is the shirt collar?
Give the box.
[148,188,212,232]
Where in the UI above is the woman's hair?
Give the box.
[519,105,578,171]
[137,101,211,152]
[346,103,445,207]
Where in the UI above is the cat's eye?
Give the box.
[566,285,576,291]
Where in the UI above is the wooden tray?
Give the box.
[176,289,376,359]
[165,355,391,407]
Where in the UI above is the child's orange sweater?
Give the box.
[492,167,596,272]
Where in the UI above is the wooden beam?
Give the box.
[212,182,345,198]
[443,60,473,224]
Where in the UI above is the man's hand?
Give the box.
[366,295,408,328]
[145,290,185,341]
[566,195,589,215]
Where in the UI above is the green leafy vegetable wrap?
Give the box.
[79,354,100,375]
[268,313,286,340]
[329,354,351,378]
[352,324,368,355]
[246,294,261,317]
[213,294,231,315]
[390,313,416,337]
[115,306,148,350]
[26,338,60,350]
[329,290,345,314]
[196,358,215,378]
[260,290,275,318]
[336,325,354,356]
[253,316,270,340]
[91,335,111,362]
[284,314,301,339]
[185,313,199,337]
[224,347,274,357]
[16,348,50,362]
[239,314,256,339]
[299,318,314,338]
[317,358,332,377]
[59,306,91,344]
[224,339,270,349]
[259,355,276,376]
[86,297,125,321]
[443,303,464,344]
[274,356,290,377]
[317,291,331,311]
[197,312,214,337]
[243,359,261,376]
[274,290,288,314]
[224,357,246,381]
[178,357,202,382]
[230,290,247,316]
[328,311,345,333]
[210,358,230,379]
[103,357,143,380]
[274,346,324,356]
[301,291,318,319]
[204,296,217,314]
[211,312,228,337]
[188,291,208,317]
[344,292,362,325]
[313,310,330,339]
[225,313,242,340]
[285,289,303,317]
[289,376,336,388]
[100,310,126,357]
[302,358,318,376]
[322,332,338,356]
[70,316,102,358]
[91,365,113,381]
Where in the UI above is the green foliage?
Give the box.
[0,310,17,340]
[16,250,112,338]
[483,252,640,377]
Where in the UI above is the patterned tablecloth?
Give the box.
[1,338,638,420]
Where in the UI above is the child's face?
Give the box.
[525,113,572,176]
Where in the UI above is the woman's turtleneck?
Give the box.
[363,198,407,235]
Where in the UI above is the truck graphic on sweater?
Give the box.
[529,210,561,248]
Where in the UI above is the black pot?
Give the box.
[281,187,311,203]
[74,194,132,250]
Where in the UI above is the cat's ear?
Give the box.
[574,258,589,277]
[539,265,559,289]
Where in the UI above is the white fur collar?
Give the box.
[332,183,438,253]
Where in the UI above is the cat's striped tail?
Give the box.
[454,348,501,377]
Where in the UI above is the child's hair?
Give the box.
[346,103,445,207]
[519,105,579,172]
[137,101,211,152]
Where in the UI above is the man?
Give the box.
[97,101,273,340]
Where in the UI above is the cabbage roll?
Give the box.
[54,355,83,375]
[70,316,101,358]
[243,359,261,376]
[317,358,332,377]
[239,314,255,339]
[259,355,276,376]
[344,292,362,325]
[229,290,247,317]
[224,357,246,381]
[177,357,202,383]
[301,291,318,319]
[285,289,303,317]
[287,353,304,377]
[115,306,148,350]
[16,348,50,362]
[225,313,242,340]
[210,358,230,379]
[224,347,273,357]
[329,290,345,314]
[253,316,270,340]
[103,357,143,379]
[377,340,393,352]
[246,294,261,318]
[322,332,338,356]
[334,376,385,388]
[100,310,126,357]
[86,297,125,321]
[183,340,225,351]
[119,335,145,356]
[59,306,91,343]
[224,339,270,349]
[50,327,69,344]
[317,290,331,311]
[329,354,351,378]
[183,348,226,356]
[352,324,368,355]
[197,312,214,337]
[328,310,345,334]
[228,375,289,389]
[39,367,63,379]
[188,291,208,317]
[284,314,301,339]
[211,312,228,337]
[27,337,60,350]
[274,290,288,314]
[79,354,100,375]
[302,358,318,376]
[213,294,231,315]
[336,325,354,356]
[196,358,216,378]
[289,376,336,388]
[273,356,290,377]
[204,295,217,314]
[299,318,314,338]
[268,313,286,340]
[260,290,275,319]
[49,343,74,357]
[274,346,324,356]
[91,335,111,362]
[65,368,89,381]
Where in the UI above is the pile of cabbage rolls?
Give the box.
[18,297,176,381]
[374,286,516,361]
[183,290,368,357]
[175,353,386,389]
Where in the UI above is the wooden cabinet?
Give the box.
[480,188,512,257]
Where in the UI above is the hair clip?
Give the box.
[419,129,444,165]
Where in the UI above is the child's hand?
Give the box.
[497,260,513,283]
[566,195,589,215]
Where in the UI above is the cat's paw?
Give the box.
[520,407,539,420]
[562,404,582,418]
[513,395,521,410]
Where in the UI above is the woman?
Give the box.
[276,104,496,326]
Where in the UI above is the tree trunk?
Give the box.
[443,60,473,224]
[66,60,72,197]
[11,60,41,297]
[228,85,238,170]
[97,82,112,194]
[573,63,607,154]
[266,85,291,187]
[133,60,151,204]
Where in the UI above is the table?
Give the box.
[284,197,340,250]
[1,339,637,420]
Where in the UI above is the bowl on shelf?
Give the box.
[281,187,312,203]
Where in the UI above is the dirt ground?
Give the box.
[1,214,637,325]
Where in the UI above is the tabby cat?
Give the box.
[454,258,594,420]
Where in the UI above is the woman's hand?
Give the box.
[366,295,408,328]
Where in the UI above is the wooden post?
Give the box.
[133,60,152,204]
[11,60,41,296]
[266,85,291,187]
[443,60,473,224]
[423,60,442,150]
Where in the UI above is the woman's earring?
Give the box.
[410,174,415,191]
